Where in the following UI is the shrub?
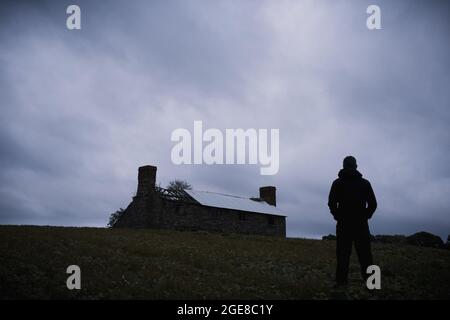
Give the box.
[107,208,125,228]
[406,231,443,248]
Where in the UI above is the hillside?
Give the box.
[1,225,449,300]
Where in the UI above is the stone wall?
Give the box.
[114,193,286,237]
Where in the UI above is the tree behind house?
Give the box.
[166,180,192,192]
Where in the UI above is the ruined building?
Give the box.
[114,165,286,237]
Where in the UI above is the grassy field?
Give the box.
[0,225,449,300]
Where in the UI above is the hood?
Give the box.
[338,168,363,179]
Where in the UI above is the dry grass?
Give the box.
[0,225,449,299]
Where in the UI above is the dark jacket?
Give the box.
[328,168,377,222]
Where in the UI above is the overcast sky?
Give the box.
[0,0,449,239]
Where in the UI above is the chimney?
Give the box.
[136,165,157,196]
[259,186,276,206]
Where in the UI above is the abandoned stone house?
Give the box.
[114,165,286,237]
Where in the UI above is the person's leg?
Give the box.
[354,222,373,281]
[336,222,352,285]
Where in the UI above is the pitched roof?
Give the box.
[184,189,285,216]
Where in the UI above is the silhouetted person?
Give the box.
[328,156,377,287]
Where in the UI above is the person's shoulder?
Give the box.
[361,177,372,186]
[332,178,341,185]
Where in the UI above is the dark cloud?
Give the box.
[0,0,449,239]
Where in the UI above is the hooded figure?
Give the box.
[328,156,377,286]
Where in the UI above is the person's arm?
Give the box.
[328,180,339,220]
[366,182,377,219]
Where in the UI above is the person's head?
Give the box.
[343,156,357,169]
